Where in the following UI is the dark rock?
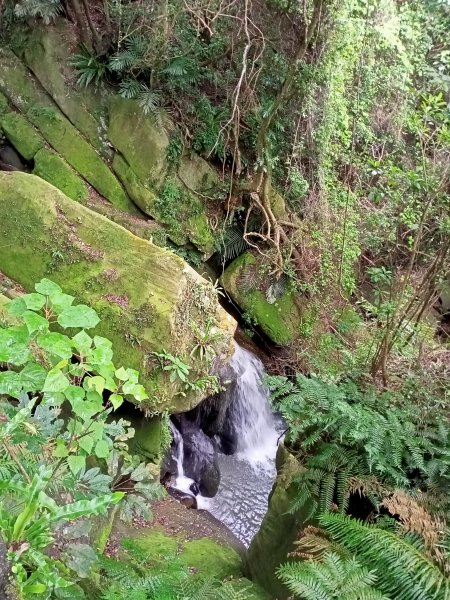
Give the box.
[167,487,197,508]
[0,146,25,171]
[175,416,220,497]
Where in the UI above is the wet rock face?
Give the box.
[185,362,241,455]
[174,416,221,497]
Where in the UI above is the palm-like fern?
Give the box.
[318,513,450,600]
[278,552,388,600]
[14,0,61,23]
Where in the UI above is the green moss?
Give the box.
[33,148,88,201]
[0,172,234,412]
[0,92,10,114]
[108,96,169,187]
[127,414,162,462]
[247,445,310,599]
[221,252,303,345]
[128,530,178,559]
[180,538,242,580]
[112,154,158,215]
[23,23,110,156]
[0,48,137,213]
[0,110,44,160]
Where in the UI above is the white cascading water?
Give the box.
[169,422,197,495]
[170,344,282,546]
[202,344,281,545]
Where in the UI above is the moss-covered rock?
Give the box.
[33,148,88,202]
[112,153,158,216]
[127,414,162,463]
[119,528,269,598]
[0,102,43,160]
[0,48,136,213]
[109,97,169,188]
[22,21,110,156]
[246,445,308,599]
[0,172,236,411]
[221,252,304,345]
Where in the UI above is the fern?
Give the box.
[278,552,388,600]
[269,374,450,516]
[109,35,149,73]
[318,513,450,600]
[14,0,61,23]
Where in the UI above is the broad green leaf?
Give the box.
[115,366,129,381]
[64,543,98,579]
[94,439,109,458]
[46,492,123,523]
[0,325,31,365]
[57,305,100,330]
[19,362,47,391]
[67,455,86,475]
[123,382,148,402]
[126,368,139,384]
[7,297,27,316]
[109,393,123,410]
[49,291,75,314]
[0,371,23,398]
[93,336,112,349]
[90,346,113,365]
[78,434,94,454]
[22,293,46,311]
[43,369,70,393]
[53,440,69,458]
[37,332,73,359]
[72,330,93,353]
[35,279,62,296]
[86,376,105,395]
[23,310,49,334]
[65,386,85,403]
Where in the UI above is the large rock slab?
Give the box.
[0,172,236,411]
[221,252,304,345]
[109,98,215,256]
[0,48,135,213]
[22,21,111,156]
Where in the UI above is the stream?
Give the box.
[169,344,283,546]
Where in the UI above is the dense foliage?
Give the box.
[0,280,164,597]
[0,0,449,598]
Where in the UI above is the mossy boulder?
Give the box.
[22,21,111,156]
[118,528,269,599]
[0,101,43,160]
[33,148,88,202]
[112,153,158,216]
[0,172,236,412]
[221,252,304,345]
[109,97,169,188]
[246,445,309,599]
[127,413,162,463]
[0,48,135,213]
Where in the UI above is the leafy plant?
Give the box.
[268,374,450,517]
[99,537,248,600]
[0,279,162,596]
[70,47,109,87]
[278,552,387,600]
[13,0,61,23]
[279,512,450,600]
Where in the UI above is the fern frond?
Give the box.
[320,513,450,600]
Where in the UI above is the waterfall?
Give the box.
[169,422,200,498]
[168,343,282,545]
